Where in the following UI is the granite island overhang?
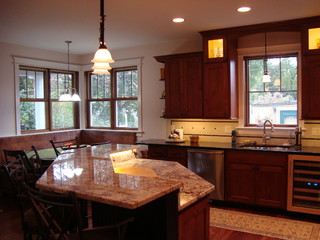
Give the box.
[36,144,214,211]
[36,144,214,240]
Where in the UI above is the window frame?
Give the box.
[86,66,139,130]
[244,53,298,127]
[18,65,80,134]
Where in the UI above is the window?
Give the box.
[19,66,79,133]
[87,67,138,129]
[245,54,298,126]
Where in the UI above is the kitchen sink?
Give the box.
[239,144,293,151]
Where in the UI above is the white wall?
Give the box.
[0,38,202,139]
[107,38,203,140]
[0,42,79,136]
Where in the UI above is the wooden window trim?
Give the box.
[86,66,138,130]
[19,66,80,134]
[244,54,298,127]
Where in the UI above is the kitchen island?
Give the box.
[36,144,214,240]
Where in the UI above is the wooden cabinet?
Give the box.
[179,196,210,240]
[225,150,287,209]
[203,62,231,118]
[226,161,255,204]
[200,31,238,119]
[301,24,320,119]
[154,52,203,118]
[148,145,187,167]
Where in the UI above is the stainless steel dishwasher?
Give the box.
[187,149,224,200]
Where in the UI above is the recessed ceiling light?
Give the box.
[173,17,185,23]
[237,7,251,12]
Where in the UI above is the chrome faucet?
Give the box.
[262,120,275,144]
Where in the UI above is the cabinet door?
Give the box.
[182,57,203,118]
[301,54,320,119]
[203,62,230,118]
[255,165,287,208]
[165,59,183,118]
[225,162,255,204]
[179,197,210,240]
[165,56,202,118]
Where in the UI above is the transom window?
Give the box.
[245,54,298,126]
[87,67,138,129]
[19,66,79,133]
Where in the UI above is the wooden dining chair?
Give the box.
[1,160,41,240]
[50,137,87,157]
[23,183,134,240]
[30,145,54,173]
[3,149,41,178]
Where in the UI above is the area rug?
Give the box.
[210,208,320,240]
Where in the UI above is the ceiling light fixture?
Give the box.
[237,7,251,12]
[262,32,271,83]
[173,17,185,23]
[91,0,114,74]
[59,41,81,102]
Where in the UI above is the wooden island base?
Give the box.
[92,192,210,240]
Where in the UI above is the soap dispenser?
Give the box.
[231,130,237,145]
[295,127,302,149]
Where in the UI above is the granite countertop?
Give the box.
[36,144,214,211]
[136,139,320,155]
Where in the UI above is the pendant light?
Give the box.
[59,41,81,102]
[262,32,271,83]
[91,0,114,74]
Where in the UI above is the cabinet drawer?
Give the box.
[148,145,168,159]
[226,150,287,166]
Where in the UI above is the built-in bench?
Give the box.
[0,130,137,165]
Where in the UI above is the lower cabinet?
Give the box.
[179,197,210,240]
[225,150,288,209]
[148,145,187,167]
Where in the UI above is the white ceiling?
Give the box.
[1,0,319,55]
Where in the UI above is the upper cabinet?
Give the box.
[154,52,203,118]
[301,22,320,119]
[154,16,320,120]
[201,31,238,119]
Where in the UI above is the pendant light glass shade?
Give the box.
[59,88,81,102]
[92,62,111,74]
[92,68,110,74]
[71,92,81,101]
[91,48,114,63]
[59,93,72,101]
[262,74,271,83]
[92,62,112,70]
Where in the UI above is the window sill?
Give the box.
[236,126,298,132]
[84,128,144,134]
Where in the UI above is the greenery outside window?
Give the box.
[245,54,298,126]
[19,66,79,133]
[87,67,138,129]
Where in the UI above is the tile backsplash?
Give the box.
[168,119,320,147]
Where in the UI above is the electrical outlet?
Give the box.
[225,126,232,134]
[311,128,320,136]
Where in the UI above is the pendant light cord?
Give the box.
[99,0,106,49]
[65,40,72,92]
[264,32,268,75]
